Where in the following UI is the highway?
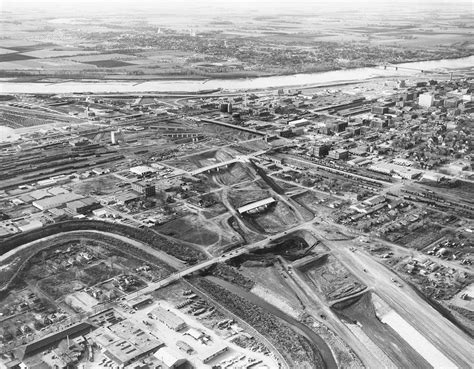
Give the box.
[2,215,472,368]
[323,237,474,368]
[139,218,474,368]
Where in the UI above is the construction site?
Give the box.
[0,11,473,366]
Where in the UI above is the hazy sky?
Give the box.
[2,0,472,15]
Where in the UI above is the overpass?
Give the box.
[189,150,267,176]
[382,63,454,76]
[200,118,266,136]
[190,159,240,176]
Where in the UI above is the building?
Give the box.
[199,344,229,364]
[15,219,43,233]
[131,181,156,197]
[32,193,84,211]
[347,126,361,136]
[288,118,310,128]
[313,144,330,158]
[369,162,422,179]
[89,321,164,368]
[114,191,140,205]
[418,93,435,108]
[219,102,232,113]
[67,198,101,214]
[328,149,349,160]
[17,322,94,360]
[125,295,153,310]
[371,106,388,115]
[111,131,117,145]
[330,121,348,133]
[149,306,187,331]
[176,341,194,355]
[130,166,155,177]
[153,347,187,369]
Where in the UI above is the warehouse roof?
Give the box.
[32,193,84,210]
[18,322,94,360]
[150,306,186,331]
[90,321,163,366]
[130,165,155,176]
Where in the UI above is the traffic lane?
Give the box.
[328,243,473,368]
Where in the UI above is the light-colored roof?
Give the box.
[198,343,229,363]
[32,193,84,210]
[154,347,184,367]
[89,321,163,366]
[130,165,155,175]
[150,306,186,330]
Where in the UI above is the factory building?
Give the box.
[328,148,349,160]
[32,193,84,211]
[114,191,141,205]
[330,121,348,133]
[153,347,188,369]
[313,144,330,158]
[371,106,389,115]
[17,322,94,361]
[219,102,232,113]
[149,306,187,331]
[89,321,164,368]
[131,181,156,197]
[418,93,435,108]
[66,197,101,214]
[130,165,155,177]
[199,344,229,364]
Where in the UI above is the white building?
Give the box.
[418,93,435,108]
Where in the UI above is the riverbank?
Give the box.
[0,55,472,94]
[1,53,472,85]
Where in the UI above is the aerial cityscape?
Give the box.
[0,0,473,368]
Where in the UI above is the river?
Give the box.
[0,56,473,94]
[206,276,338,369]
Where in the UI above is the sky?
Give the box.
[2,0,472,14]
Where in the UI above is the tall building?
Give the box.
[313,144,329,157]
[418,93,435,108]
[111,131,117,145]
[131,181,156,197]
[328,148,349,160]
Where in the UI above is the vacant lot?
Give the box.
[72,174,123,195]
[211,162,256,186]
[299,254,365,302]
[247,201,299,234]
[155,214,219,246]
[38,262,122,300]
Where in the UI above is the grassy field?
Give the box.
[155,214,219,246]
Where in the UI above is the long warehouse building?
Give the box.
[32,192,84,210]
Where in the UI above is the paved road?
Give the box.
[323,237,474,368]
[3,218,472,368]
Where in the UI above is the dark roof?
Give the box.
[19,322,95,359]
